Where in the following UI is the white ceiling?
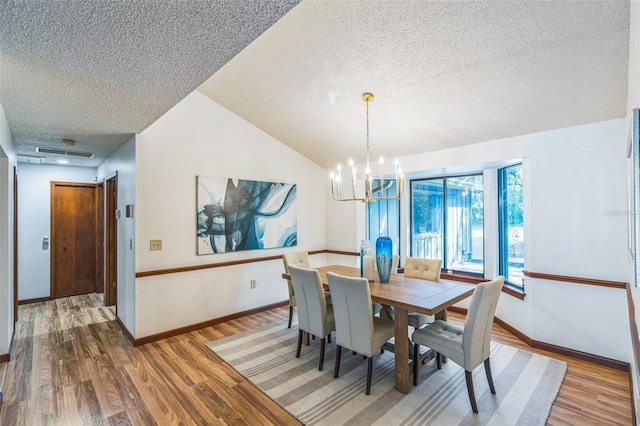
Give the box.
[0,1,630,169]
[0,0,300,166]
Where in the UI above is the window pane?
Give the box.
[411,179,443,260]
[367,179,400,256]
[445,176,484,274]
[499,164,524,287]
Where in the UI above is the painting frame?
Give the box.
[196,176,298,255]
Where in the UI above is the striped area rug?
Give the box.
[207,320,566,425]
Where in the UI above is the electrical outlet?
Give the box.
[250,279,256,289]
[150,239,162,251]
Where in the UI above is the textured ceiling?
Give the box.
[198,0,630,169]
[0,0,299,167]
[0,1,630,169]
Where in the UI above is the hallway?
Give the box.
[0,294,298,425]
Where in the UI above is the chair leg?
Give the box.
[288,306,293,328]
[334,345,342,378]
[465,370,478,413]
[365,357,373,395]
[413,343,419,386]
[296,329,303,358]
[484,358,496,394]
[319,338,326,371]
[436,352,442,369]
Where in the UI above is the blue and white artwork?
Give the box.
[197,176,297,255]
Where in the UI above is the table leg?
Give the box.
[394,306,410,394]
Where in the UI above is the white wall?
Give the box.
[626,0,640,420]
[97,136,136,334]
[327,118,631,362]
[134,92,326,338]
[0,102,15,357]
[16,163,96,300]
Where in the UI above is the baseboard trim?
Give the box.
[446,306,628,371]
[115,316,135,346]
[18,296,51,305]
[493,316,533,346]
[132,300,289,346]
[531,340,628,371]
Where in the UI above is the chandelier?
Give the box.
[329,92,404,203]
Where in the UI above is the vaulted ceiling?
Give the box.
[0,1,630,168]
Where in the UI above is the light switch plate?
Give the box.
[150,239,162,251]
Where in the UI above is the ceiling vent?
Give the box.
[36,147,95,158]
[17,155,45,164]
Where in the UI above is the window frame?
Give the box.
[409,172,485,278]
[366,179,401,259]
[497,162,525,292]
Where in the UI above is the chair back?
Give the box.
[462,276,504,369]
[283,252,311,303]
[375,254,399,276]
[326,272,374,355]
[404,257,442,281]
[283,252,311,272]
[288,265,329,337]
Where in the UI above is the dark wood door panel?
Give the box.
[51,182,99,298]
[75,186,96,294]
[53,185,77,297]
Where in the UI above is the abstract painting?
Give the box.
[197,176,297,255]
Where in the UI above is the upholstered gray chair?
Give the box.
[403,257,443,328]
[327,272,394,395]
[282,252,311,328]
[283,252,331,328]
[288,265,336,371]
[411,276,504,413]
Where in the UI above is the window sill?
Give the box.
[441,272,525,300]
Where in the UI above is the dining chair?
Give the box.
[403,256,442,329]
[411,276,504,413]
[288,265,336,371]
[327,272,395,395]
[282,252,310,328]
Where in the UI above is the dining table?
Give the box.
[282,264,475,394]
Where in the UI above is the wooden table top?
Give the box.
[283,264,475,317]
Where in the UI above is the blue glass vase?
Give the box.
[376,237,393,282]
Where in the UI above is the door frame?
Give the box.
[95,181,104,294]
[13,166,18,323]
[104,173,118,307]
[50,181,99,299]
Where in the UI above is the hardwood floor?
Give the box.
[0,293,632,425]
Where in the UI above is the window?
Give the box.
[366,179,400,256]
[411,174,484,276]
[498,163,524,288]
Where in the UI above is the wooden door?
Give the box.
[104,175,117,307]
[95,182,104,294]
[51,182,98,298]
